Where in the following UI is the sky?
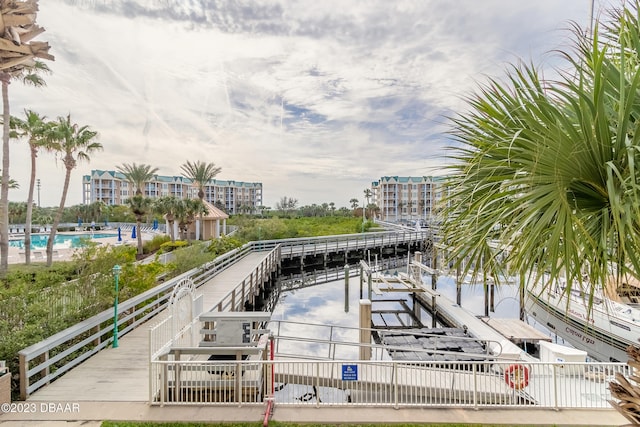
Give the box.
[6,0,619,209]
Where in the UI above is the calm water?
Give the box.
[272,273,521,325]
[9,233,117,249]
[270,271,564,349]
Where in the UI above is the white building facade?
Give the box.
[82,170,263,215]
[371,176,445,223]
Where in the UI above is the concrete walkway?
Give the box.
[0,403,629,426]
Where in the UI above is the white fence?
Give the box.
[149,358,628,409]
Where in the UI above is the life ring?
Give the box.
[504,364,530,390]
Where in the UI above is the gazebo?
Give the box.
[192,200,229,240]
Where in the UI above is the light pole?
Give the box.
[112,264,122,348]
[36,178,40,207]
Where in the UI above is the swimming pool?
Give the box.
[9,233,117,249]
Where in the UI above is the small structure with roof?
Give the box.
[192,200,229,240]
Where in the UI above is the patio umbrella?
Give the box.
[117,227,122,241]
[78,218,82,228]
[152,219,158,230]
[131,226,136,239]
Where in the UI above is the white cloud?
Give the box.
[6,0,617,208]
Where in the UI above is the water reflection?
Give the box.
[270,270,567,356]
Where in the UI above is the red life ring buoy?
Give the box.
[504,364,530,390]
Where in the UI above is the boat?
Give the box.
[526,273,640,362]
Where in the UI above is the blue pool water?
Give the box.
[9,233,117,249]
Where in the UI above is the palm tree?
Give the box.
[349,198,359,210]
[44,115,101,266]
[175,198,206,243]
[154,196,179,242]
[441,7,640,417]
[441,4,640,295]
[180,160,221,240]
[180,160,221,200]
[12,110,51,264]
[0,61,51,273]
[127,195,152,257]
[363,189,372,218]
[0,170,19,190]
[116,163,158,196]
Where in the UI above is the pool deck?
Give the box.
[7,230,155,264]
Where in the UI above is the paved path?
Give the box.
[23,251,271,403]
[0,403,629,426]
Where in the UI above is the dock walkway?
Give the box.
[26,251,271,403]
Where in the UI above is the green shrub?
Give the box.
[207,235,243,257]
[143,234,171,254]
[168,243,216,276]
[159,240,188,253]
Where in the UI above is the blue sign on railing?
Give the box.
[342,364,358,381]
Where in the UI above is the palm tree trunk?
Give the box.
[25,144,37,265]
[0,76,10,274]
[168,219,175,242]
[46,166,72,266]
[136,217,143,257]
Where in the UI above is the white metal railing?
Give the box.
[149,358,628,409]
[268,320,498,362]
[18,243,280,399]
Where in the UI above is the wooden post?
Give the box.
[519,272,526,321]
[344,265,350,313]
[19,353,27,400]
[484,281,489,317]
[456,263,462,306]
[0,363,10,405]
[431,244,437,290]
[359,299,372,360]
[431,295,437,328]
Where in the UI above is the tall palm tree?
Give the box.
[0,61,51,273]
[11,110,51,265]
[175,198,206,243]
[127,194,152,257]
[153,196,179,242]
[44,115,101,266]
[363,189,372,220]
[116,163,158,196]
[180,160,221,240]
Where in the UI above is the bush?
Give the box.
[207,235,243,257]
[166,243,216,276]
[159,240,188,253]
[143,234,171,254]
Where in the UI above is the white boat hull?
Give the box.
[526,283,640,362]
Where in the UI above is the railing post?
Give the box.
[553,364,559,410]
[473,363,478,409]
[19,352,27,400]
[315,362,320,408]
[394,362,399,409]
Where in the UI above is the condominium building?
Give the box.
[371,176,445,223]
[82,170,263,214]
